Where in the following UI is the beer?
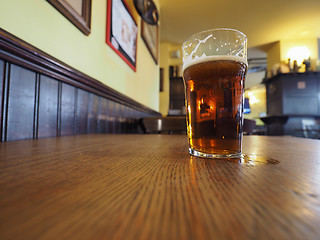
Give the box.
[183,56,247,157]
[182,28,247,158]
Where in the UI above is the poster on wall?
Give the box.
[106,0,138,71]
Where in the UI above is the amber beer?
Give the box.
[182,29,247,158]
[183,57,247,157]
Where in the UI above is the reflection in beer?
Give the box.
[183,57,247,157]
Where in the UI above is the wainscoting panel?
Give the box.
[7,64,36,141]
[38,74,59,138]
[88,93,99,134]
[97,97,108,133]
[75,88,89,135]
[0,28,160,141]
[60,82,76,137]
[0,60,4,139]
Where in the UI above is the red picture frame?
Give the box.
[106,0,138,71]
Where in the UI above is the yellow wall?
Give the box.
[159,42,183,116]
[0,0,160,111]
[244,85,266,126]
[262,41,281,72]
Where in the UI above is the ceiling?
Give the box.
[159,0,320,48]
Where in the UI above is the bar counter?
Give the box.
[1,134,320,239]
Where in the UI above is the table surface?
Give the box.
[0,134,320,240]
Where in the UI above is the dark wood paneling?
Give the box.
[114,102,120,134]
[124,105,133,133]
[75,89,88,134]
[60,83,76,136]
[88,93,98,133]
[132,110,139,133]
[0,28,161,141]
[124,106,131,133]
[7,64,36,141]
[0,60,4,138]
[1,61,9,141]
[97,97,108,133]
[108,100,115,133]
[119,104,125,134]
[38,75,59,138]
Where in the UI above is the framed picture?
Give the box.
[106,0,138,71]
[141,20,158,64]
[47,0,92,35]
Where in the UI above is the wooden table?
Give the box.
[1,135,320,239]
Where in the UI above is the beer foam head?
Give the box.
[182,55,247,72]
[182,28,247,71]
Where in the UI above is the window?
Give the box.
[47,0,92,35]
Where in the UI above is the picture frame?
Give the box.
[141,20,158,64]
[106,0,138,71]
[47,0,92,35]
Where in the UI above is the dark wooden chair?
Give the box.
[243,118,256,135]
[301,119,320,139]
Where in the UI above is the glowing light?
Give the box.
[198,101,201,110]
[286,46,311,65]
[189,81,194,92]
[249,95,259,104]
[247,91,259,104]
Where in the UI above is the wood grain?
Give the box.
[0,135,320,239]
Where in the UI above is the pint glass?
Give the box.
[182,28,247,158]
